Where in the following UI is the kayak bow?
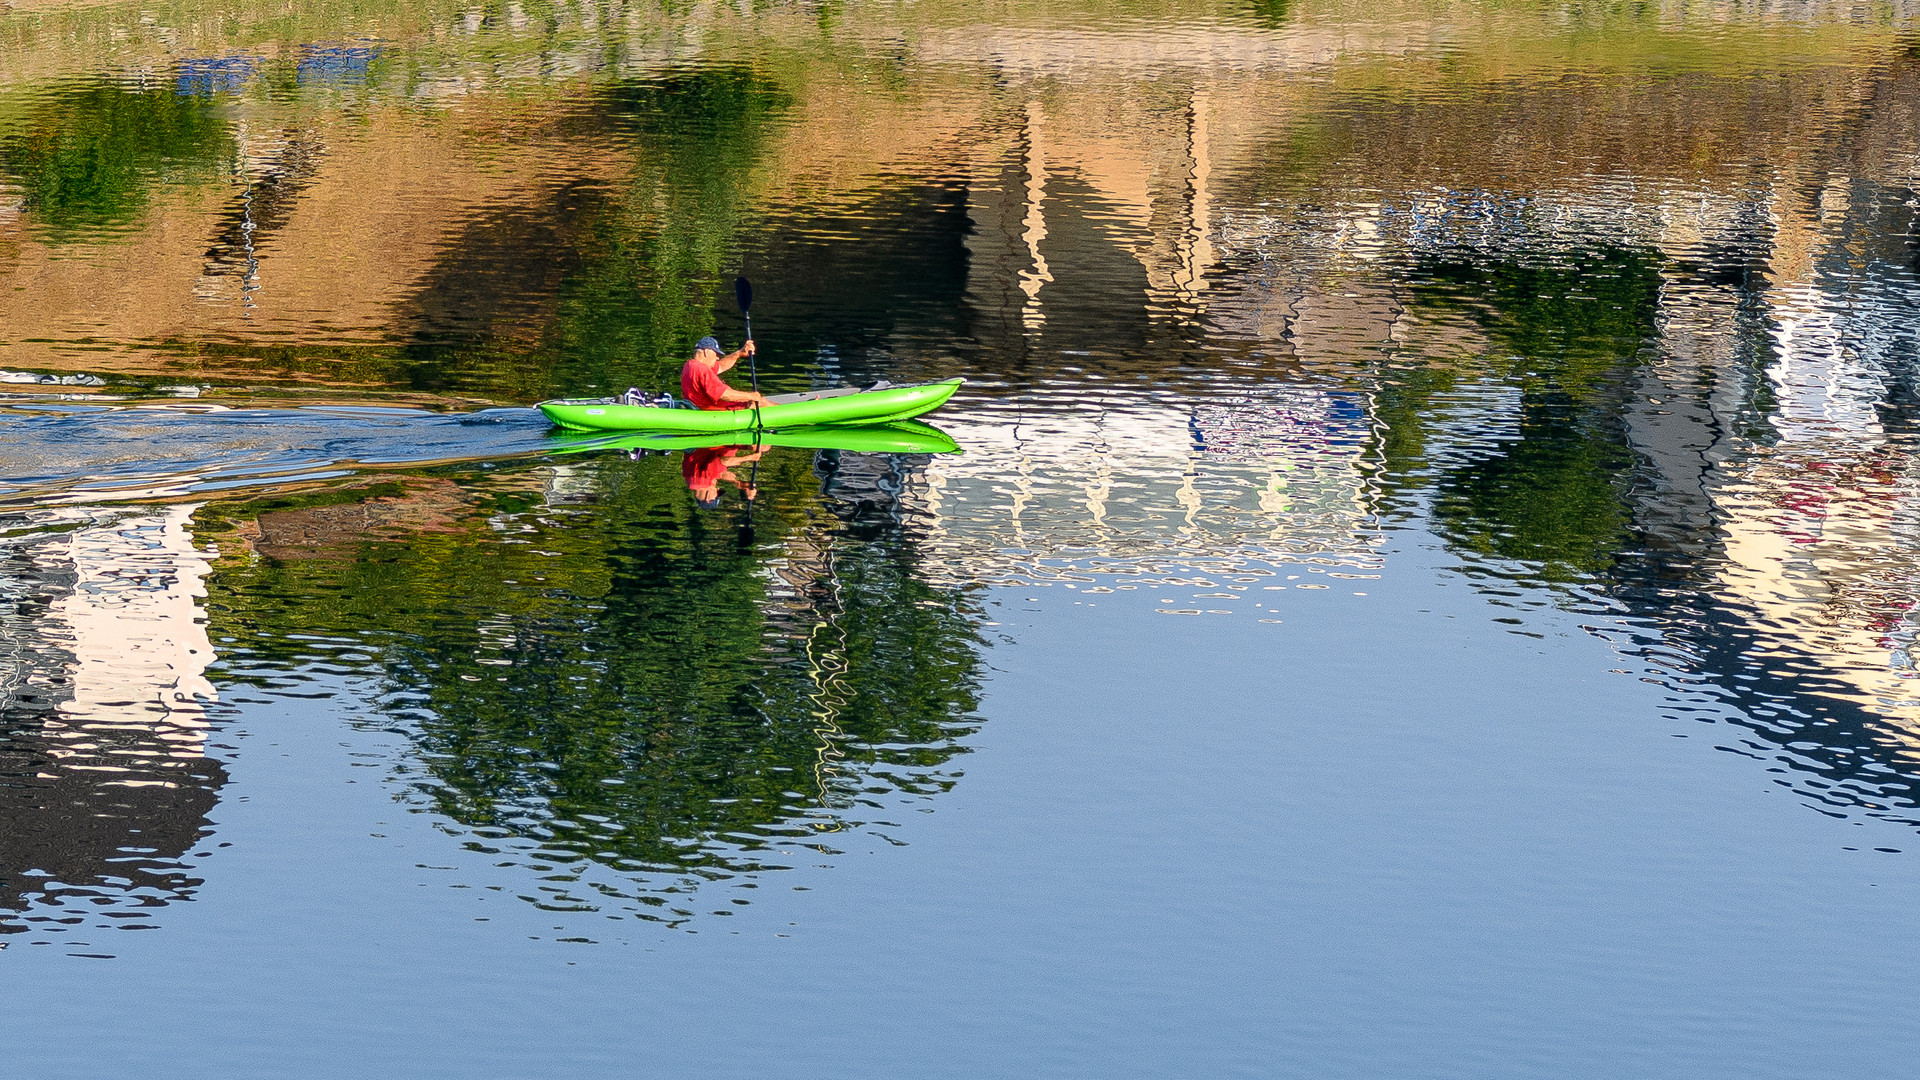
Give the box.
[537,378,963,432]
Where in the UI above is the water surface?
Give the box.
[3,0,1920,1075]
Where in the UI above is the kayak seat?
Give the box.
[622,389,697,409]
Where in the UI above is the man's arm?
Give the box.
[716,339,755,373]
[717,466,759,501]
[716,384,770,406]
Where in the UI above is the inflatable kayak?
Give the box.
[549,420,962,456]
[537,378,962,432]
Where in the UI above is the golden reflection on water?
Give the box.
[0,0,1912,389]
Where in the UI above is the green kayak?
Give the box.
[549,420,962,456]
[537,378,963,432]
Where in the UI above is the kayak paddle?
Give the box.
[734,276,758,394]
[734,275,761,524]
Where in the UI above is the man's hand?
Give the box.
[741,339,756,357]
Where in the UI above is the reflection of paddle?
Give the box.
[736,444,764,548]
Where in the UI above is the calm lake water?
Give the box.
[4,0,1920,1075]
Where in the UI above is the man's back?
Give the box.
[681,357,749,410]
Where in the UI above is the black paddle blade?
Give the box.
[734,276,753,314]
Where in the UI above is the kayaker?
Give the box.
[683,443,766,508]
[681,336,770,411]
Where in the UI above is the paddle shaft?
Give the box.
[745,312,758,394]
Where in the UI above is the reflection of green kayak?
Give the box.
[549,419,962,456]
[537,378,962,432]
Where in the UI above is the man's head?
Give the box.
[693,335,722,360]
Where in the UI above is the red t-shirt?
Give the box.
[681,359,751,410]
[682,445,740,489]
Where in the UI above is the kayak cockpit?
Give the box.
[764,385,868,405]
[548,382,888,411]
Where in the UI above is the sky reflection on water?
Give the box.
[3,0,1920,1075]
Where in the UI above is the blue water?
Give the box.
[6,526,1919,1077]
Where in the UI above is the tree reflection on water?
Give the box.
[201,449,982,921]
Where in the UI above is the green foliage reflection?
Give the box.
[1,82,233,238]
[201,452,981,918]
[1429,403,1638,578]
[546,67,793,395]
[1243,0,1291,27]
[390,67,793,400]
[1395,248,1662,579]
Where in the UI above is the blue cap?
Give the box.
[694,336,722,355]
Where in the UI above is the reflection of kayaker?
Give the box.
[683,444,766,508]
[554,419,962,457]
[680,335,769,411]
